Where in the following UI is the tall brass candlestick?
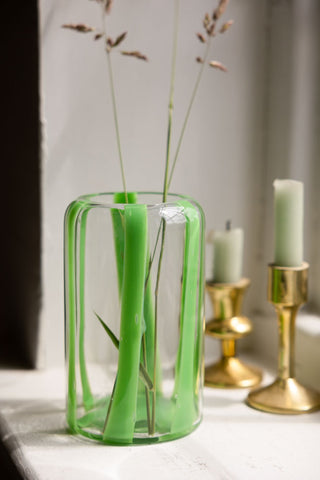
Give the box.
[205,278,262,388]
[247,263,320,414]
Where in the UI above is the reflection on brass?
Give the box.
[247,262,320,414]
[205,278,262,388]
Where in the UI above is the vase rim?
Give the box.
[75,191,199,209]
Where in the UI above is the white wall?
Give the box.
[40,0,320,369]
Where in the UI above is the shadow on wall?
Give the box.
[0,2,41,368]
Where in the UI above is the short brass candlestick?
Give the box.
[205,278,262,388]
[247,262,320,414]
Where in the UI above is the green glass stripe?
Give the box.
[111,192,137,294]
[103,204,148,443]
[64,200,85,431]
[78,208,94,409]
[172,200,200,432]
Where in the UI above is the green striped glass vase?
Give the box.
[64,192,205,445]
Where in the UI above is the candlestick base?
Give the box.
[246,262,320,414]
[247,378,320,414]
[205,357,262,389]
[205,279,262,389]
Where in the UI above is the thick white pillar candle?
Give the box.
[213,225,244,283]
[273,179,303,267]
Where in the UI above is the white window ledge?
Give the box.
[297,313,320,337]
[0,359,319,480]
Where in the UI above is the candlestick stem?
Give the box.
[222,339,235,358]
[247,263,320,414]
[276,305,296,380]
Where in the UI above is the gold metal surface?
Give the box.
[205,278,262,388]
[247,262,320,414]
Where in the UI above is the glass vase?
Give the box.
[64,192,205,445]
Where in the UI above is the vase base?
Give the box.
[247,378,320,414]
[205,357,262,389]
[73,415,202,446]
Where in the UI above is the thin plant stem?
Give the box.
[101,7,129,433]
[142,333,152,434]
[162,0,180,202]
[103,374,118,432]
[151,221,166,434]
[151,0,180,435]
[167,39,212,190]
[144,219,163,290]
[102,9,128,203]
[106,53,128,202]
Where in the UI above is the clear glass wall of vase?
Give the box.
[64,192,205,445]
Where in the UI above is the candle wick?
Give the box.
[226,220,231,231]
